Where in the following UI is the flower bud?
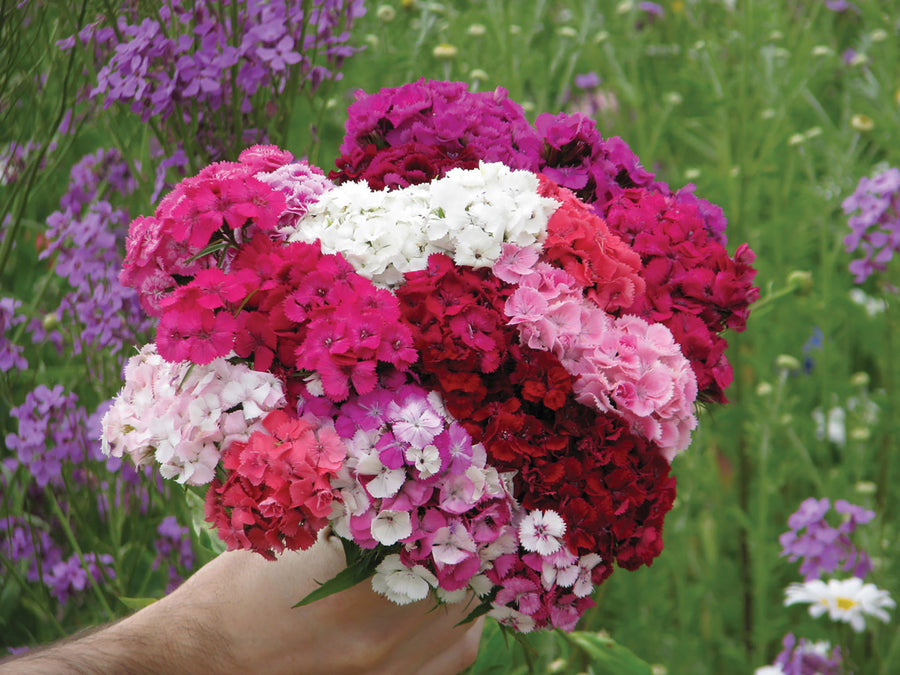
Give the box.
[850,371,870,388]
[787,270,813,295]
[775,354,800,371]
[432,43,458,60]
[851,114,874,132]
[849,427,871,442]
[376,4,396,21]
[42,311,59,330]
[855,480,877,495]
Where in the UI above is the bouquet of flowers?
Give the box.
[103,79,758,632]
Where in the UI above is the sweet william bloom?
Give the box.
[518,509,567,556]
[371,554,437,605]
[784,576,895,631]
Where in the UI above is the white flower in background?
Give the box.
[784,577,896,631]
[812,405,846,446]
[754,667,786,675]
[849,288,887,317]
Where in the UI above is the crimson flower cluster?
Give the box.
[605,188,760,402]
[206,409,345,559]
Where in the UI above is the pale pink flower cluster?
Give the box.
[101,344,285,485]
[497,244,698,461]
[256,160,334,230]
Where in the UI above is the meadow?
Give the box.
[2,1,899,673]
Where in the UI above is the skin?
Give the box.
[0,531,484,675]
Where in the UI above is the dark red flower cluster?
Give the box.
[394,253,673,572]
[538,177,646,312]
[332,79,541,185]
[516,410,676,570]
[605,188,760,403]
[329,142,481,189]
[205,409,345,559]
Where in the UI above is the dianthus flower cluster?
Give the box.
[106,80,758,632]
[842,166,900,284]
[329,79,758,404]
[102,343,285,485]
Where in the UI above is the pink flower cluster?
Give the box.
[101,344,285,485]
[105,80,759,634]
[206,409,345,559]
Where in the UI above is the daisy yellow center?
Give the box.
[835,597,858,611]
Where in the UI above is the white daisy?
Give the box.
[784,576,896,632]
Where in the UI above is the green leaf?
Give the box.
[116,596,158,611]
[292,557,376,607]
[563,631,652,675]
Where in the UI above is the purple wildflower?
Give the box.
[0,516,64,584]
[44,552,115,604]
[40,149,152,357]
[0,297,28,372]
[83,1,365,136]
[574,72,601,90]
[153,516,195,591]
[779,497,874,581]
[842,166,900,284]
[773,633,845,675]
[639,2,665,20]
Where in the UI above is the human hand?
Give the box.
[167,530,484,675]
[1,529,484,675]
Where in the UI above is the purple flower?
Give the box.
[574,72,601,90]
[842,166,900,284]
[82,0,365,133]
[44,552,115,604]
[639,2,665,19]
[0,297,28,372]
[779,497,874,581]
[153,516,195,591]
[40,149,152,357]
[773,633,845,675]
[6,385,93,488]
[825,0,858,13]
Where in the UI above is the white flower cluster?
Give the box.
[282,162,559,286]
[101,344,285,485]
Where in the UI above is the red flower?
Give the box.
[204,410,346,560]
